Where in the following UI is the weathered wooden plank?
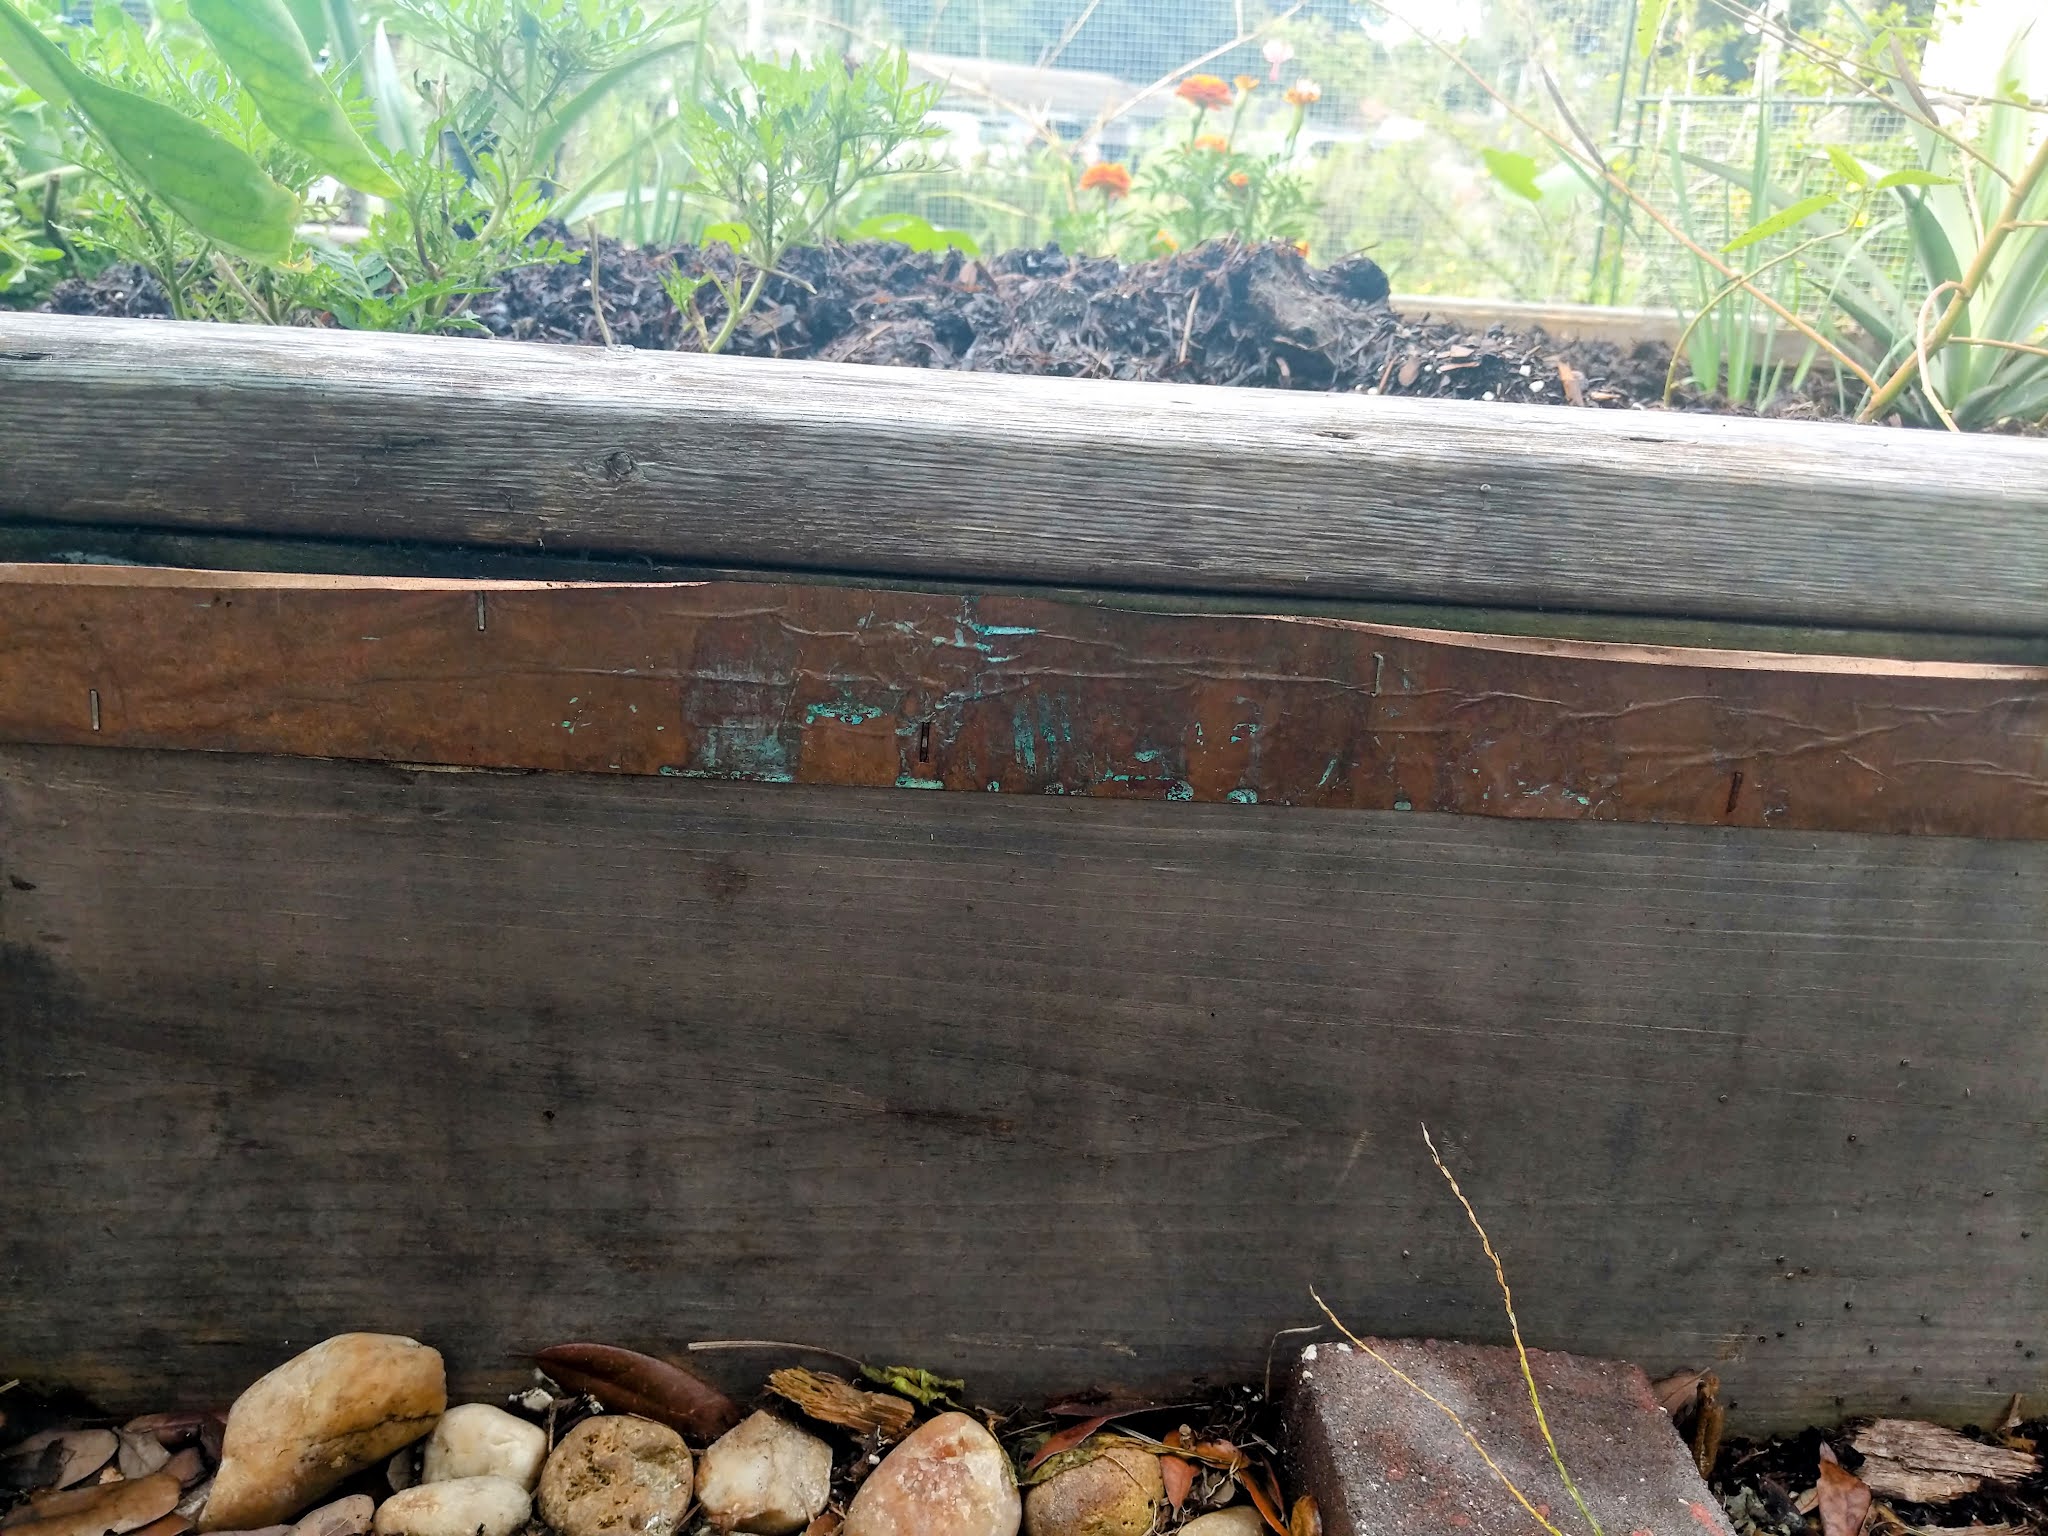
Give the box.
[3,565,2046,836]
[9,522,2048,665]
[1,744,2041,1427]
[3,314,2047,633]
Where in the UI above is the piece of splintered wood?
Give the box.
[535,1345,742,1441]
[765,1370,915,1443]
[1851,1420,2042,1504]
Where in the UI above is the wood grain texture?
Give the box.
[3,314,2047,633]
[9,522,2048,665]
[4,566,2046,836]
[0,744,2042,1428]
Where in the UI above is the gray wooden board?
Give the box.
[1,743,2043,1429]
[4,314,2048,635]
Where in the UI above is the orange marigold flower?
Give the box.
[1284,78,1323,106]
[1079,161,1133,199]
[1234,74,1260,93]
[1154,228,1180,252]
[1193,133,1231,153]
[1293,238,1312,257]
[1176,73,1234,110]
[1228,170,1251,188]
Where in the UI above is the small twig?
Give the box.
[1422,1126,1604,1536]
[586,223,615,348]
[687,1339,870,1371]
[1177,286,1201,364]
[1263,1326,1326,1404]
[1861,127,2048,419]
[1912,280,1961,431]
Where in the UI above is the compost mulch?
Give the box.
[37,234,1851,420]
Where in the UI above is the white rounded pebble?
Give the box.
[696,1413,832,1535]
[372,1477,530,1536]
[422,1405,548,1491]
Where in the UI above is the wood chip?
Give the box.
[765,1369,914,1441]
[1851,1420,2041,1504]
[1556,361,1586,407]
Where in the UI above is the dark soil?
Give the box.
[36,233,1857,419]
[1712,1417,2048,1536]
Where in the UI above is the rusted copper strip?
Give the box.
[2,565,2044,838]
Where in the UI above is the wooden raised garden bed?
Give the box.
[0,312,2044,1432]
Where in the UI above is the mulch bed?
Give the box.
[33,234,1861,420]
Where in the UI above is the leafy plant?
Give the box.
[0,0,393,263]
[1140,73,1320,254]
[1689,15,2048,427]
[669,48,942,354]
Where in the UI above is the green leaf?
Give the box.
[1482,147,1543,203]
[367,20,418,155]
[1724,191,1840,251]
[282,0,328,55]
[188,0,400,197]
[844,211,981,256]
[702,220,751,251]
[0,0,299,259]
[531,37,700,170]
[1824,144,1868,187]
[1634,0,1670,62]
[0,0,76,108]
[1873,168,1956,188]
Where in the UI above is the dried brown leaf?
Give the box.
[115,1436,168,1482]
[1240,1463,1290,1536]
[1992,1395,2024,1437]
[1652,1369,1708,1419]
[1557,361,1587,407]
[800,1514,841,1536]
[1690,1375,1724,1478]
[126,1517,191,1536]
[1818,1455,1874,1536]
[117,1420,208,1454]
[4,1473,181,1536]
[765,1369,914,1442]
[1289,1495,1321,1536]
[1160,1457,1195,1512]
[158,1455,203,1496]
[1024,1418,1111,1474]
[7,1432,119,1494]
[536,1344,743,1440]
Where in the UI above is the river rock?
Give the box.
[202,1335,446,1532]
[695,1414,831,1535]
[537,1416,693,1536]
[1022,1442,1161,1536]
[1177,1511,1265,1536]
[421,1407,547,1492]
[291,1497,373,1536]
[843,1413,1018,1536]
[371,1480,528,1536]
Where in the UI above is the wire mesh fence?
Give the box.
[724,0,1929,307]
